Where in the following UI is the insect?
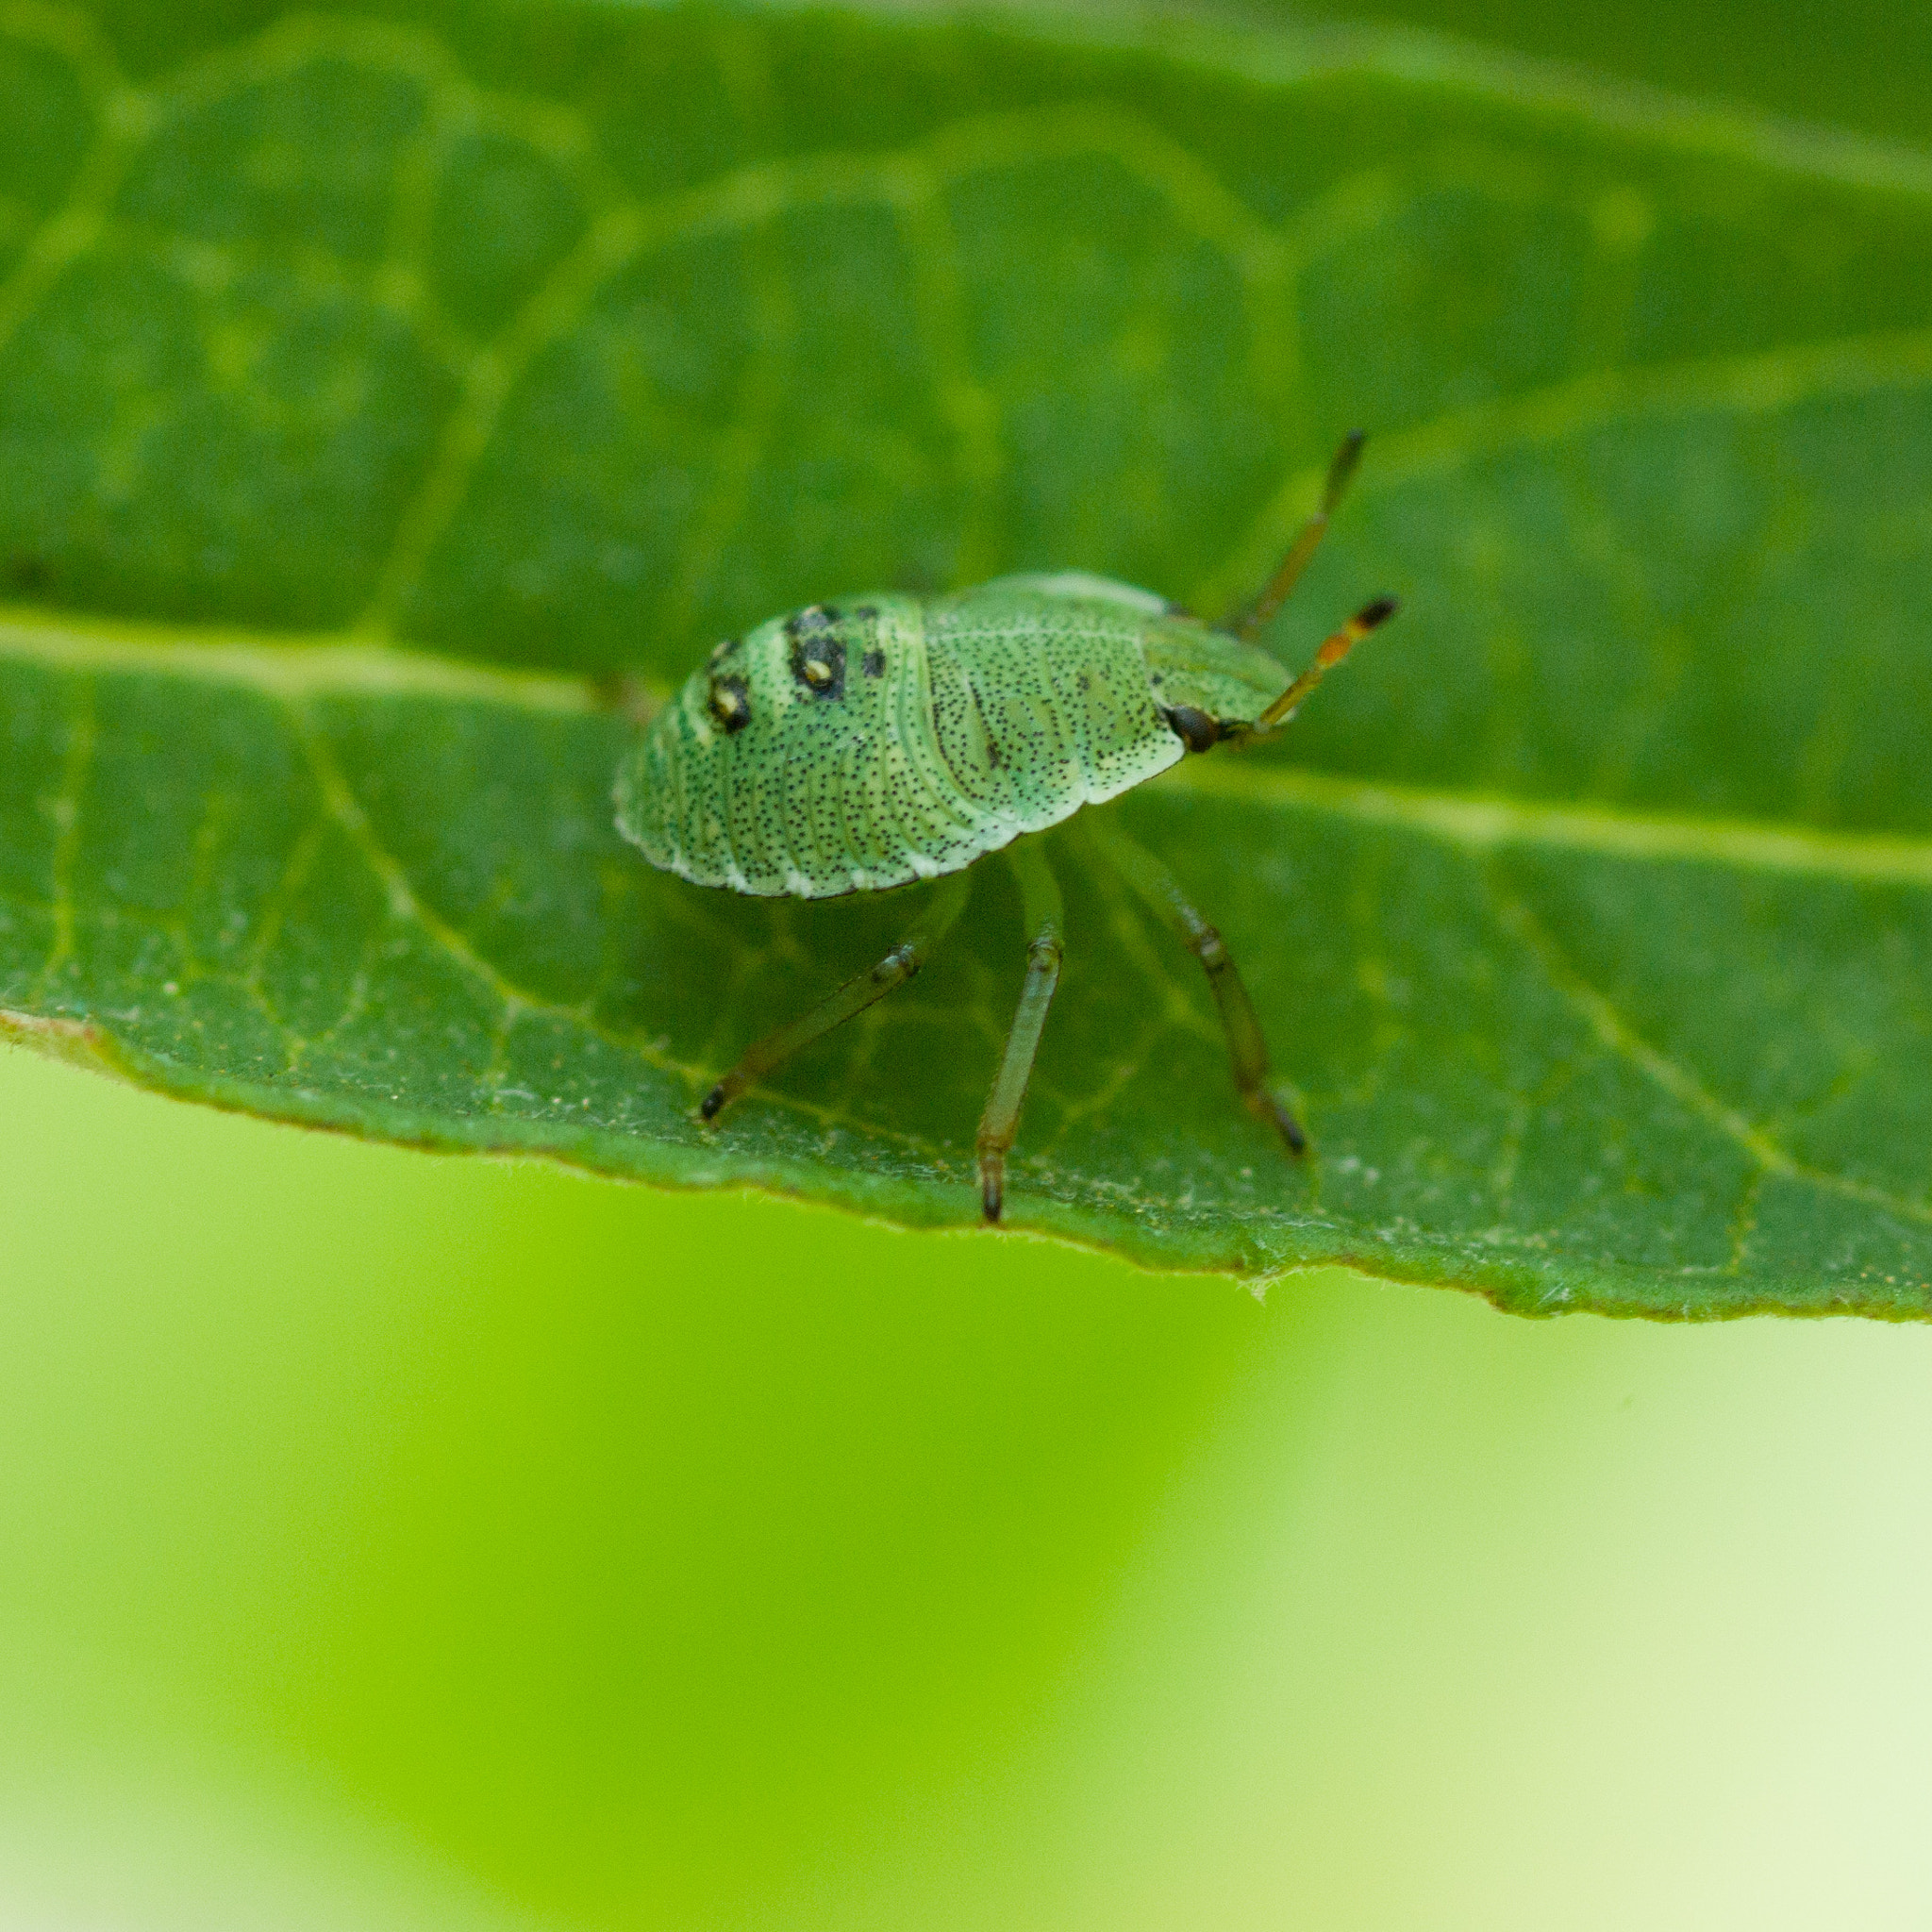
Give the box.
[615,433,1397,1222]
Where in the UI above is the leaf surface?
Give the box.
[3,0,1930,1314]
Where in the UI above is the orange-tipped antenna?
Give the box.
[1256,595,1398,730]
[1227,430,1367,642]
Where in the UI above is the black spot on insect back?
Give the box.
[861,649,886,678]
[708,672,752,733]
[787,605,847,699]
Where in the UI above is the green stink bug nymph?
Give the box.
[615,435,1398,1223]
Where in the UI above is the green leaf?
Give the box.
[3,1,1930,1317]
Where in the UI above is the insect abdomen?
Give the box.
[615,583,1188,899]
[619,598,974,896]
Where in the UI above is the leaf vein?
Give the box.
[1204,329,1932,609]
[1169,759,1932,889]
[1492,883,1932,1229]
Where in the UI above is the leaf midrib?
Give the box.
[5,608,1930,890]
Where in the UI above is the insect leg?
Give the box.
[1224,430,1365,641]
[1084,814,1306,1156]
[699,872,971,1123]
[975,840,1065,1224]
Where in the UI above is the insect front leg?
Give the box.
[1084,815,1307,1156]
[975,840,1065,1224]
[700,872,972,1122]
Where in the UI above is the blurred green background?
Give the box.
[7,0,1932,1925]
[10,1043,1932,1929]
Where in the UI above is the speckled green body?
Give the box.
[615,574,1291,899]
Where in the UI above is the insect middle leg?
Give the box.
[700,871,972,1123]
[1084,814,1307,1156]
[975,839,1065,1224]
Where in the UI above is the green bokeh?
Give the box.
[8,1042,1932,1926]
[7,0,1932,1923]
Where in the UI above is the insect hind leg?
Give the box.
[1084,816,1306,1156]
[975,840,1066,1223]
[700,872,971,1122]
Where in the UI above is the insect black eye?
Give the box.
[1161,705,1220,754]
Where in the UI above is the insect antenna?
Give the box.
[1225,429,1367,642]
[1256,595,1399,730]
